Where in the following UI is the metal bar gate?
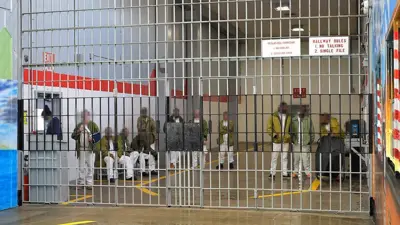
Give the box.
[19,0,371,213]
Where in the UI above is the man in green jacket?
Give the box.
[191,109,209,168]
[100,127,123,183]
[117,127,138,180]
[216,111,235,169]
[291,106,315,180]
[267,102,291,179]
[320,113,345,138]
[71,110,99,188]
[136,107,157,175]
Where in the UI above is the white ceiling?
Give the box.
[200,0,361,38]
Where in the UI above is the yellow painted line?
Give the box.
[254,178,321,199]
[58,221,96,225]
[311,178,320,190]
[60,195,93,205]
[135,149,252,196]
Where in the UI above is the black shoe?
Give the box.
[229,163,234,169]
[282,174,290,178]
[150,171,158,176]
[109,178,115,183]
[125,177,133,181]
[269,174,275,180]
[216,164,224,169]
[141,172,149,177]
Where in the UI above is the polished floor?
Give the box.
[27,144,370,212]
[0,206,374,225]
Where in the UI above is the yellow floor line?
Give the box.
[254,178,321,199]
[135,149,253,196]
[58,221,96,225]
[61,195,93,205]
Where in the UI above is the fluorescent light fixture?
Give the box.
[291,25,304,32]
[275,6,290,11]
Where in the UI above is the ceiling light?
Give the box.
[275,6,290,11]
[291,25,304,32]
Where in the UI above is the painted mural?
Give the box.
[0,79,18,211]
[0,79,17,150]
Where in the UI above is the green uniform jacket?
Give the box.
[291,116,315,146]
[98,136,123,167]
[118,135,131,153]
[201,120,209,140]
[71,121,99,158]
[320,117,345,138]
[267,112,291,143]
[217,120,234,146]
[137,116,156,144]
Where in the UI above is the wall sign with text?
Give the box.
[293,88,306,98]
[261,38,301,57]
[309,37,349,56]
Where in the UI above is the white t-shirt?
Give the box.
[175,117,180,123]
[80,125,91,149]
[194,118,200,123]
[109,140,116,158]
[298,118,303,145]
[325,124,331,132]
[223,121,228,144]
[279,113,286,131]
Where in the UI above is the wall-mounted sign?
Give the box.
[43,52,55,71]
[309,36,349,56]
[261,38,301,57]
[293,88,306,98]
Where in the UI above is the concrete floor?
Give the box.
[0,206,374,225]
[27,144,370,212]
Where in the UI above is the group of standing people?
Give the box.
[267,102,344,180]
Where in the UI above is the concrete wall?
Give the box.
[237,39,363,142]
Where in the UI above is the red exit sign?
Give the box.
[293,88,306,98]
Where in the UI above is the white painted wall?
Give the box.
[238,39,363,142]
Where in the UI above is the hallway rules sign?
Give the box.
[309,37,349,56]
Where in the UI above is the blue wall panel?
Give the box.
[0,150,17,211]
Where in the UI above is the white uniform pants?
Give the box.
[104,152,140,179]
[170,151,183,167]
[219,144,234,164]
[271,143,289,176]
[192,145,208,168]
[139,153,156,172]
[293,144,311,177]
[78,150,95,185]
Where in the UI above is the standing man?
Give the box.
[71,110,99,189]
[291,106,315,180]
[100,127,123,183]
[191,109,209,168]
[137,107,157,175]
[164,108,184,168]
[216,111,235,169]
[267,102,291,179]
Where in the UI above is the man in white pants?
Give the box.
[71,110,99,189]
[163,108,184,168]
[191,109,209,168]
[118,128,138,181]
[131,132,157,176]
[267,102,292,179]
[137,107,158,175]
[216,111,235,170]
[291,106,315,180]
